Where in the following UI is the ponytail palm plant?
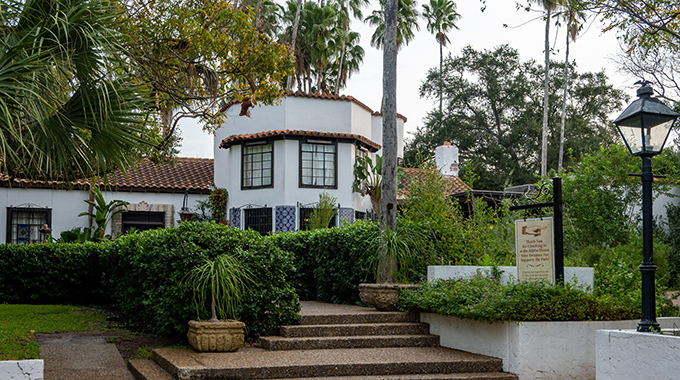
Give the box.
[185,252,253,322]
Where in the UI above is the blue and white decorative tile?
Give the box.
[275,206,296,232]
[230,208,241,229]
[338,207,354,226]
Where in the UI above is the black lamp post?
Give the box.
[179,189,194,222]
[614,81,679,332]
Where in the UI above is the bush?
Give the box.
[101,222,300,339]
[0,243,106,305]
[398,273,639,322]
[269,221,379,304]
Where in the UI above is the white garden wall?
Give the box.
[596,329,680,380]
[421,313,680,380]
[428,265,595,290]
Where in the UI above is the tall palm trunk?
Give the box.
[381,0,398,231]
[540,7,551,177]
[287,0,303,90]
[558,29,570,172]
[335,47,346,94]
[439,35,443,114]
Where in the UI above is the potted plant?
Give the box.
[359,224,419,311]
[184,251,253,352]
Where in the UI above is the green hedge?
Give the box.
[268,220,432,304]
[269,221,379,304]
[0,243,106,305]
[101,222,300,339]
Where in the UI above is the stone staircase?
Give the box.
[128,302,518,380]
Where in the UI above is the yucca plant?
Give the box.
[185,252,253,322]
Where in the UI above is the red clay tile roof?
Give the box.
[0,158,213,194]
[219,129,382,152]
[399,168,471,197]
[221,91,407,122]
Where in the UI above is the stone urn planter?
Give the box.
[187,319,245,352]
[359,283,418,311]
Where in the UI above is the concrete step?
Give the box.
[298,302,419,326]
[128,360,174,380]
[151,346,505,380]
[260,334,440,350]
[268,374,518,380]
[281,323,430,338]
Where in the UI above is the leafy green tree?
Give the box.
[556,144,679,250]
[408,45,625,190]
[590,0,680,103]
[364,0,421,51]
[422,0,460,115]
[0,0,160,181]
[114,0,294,145]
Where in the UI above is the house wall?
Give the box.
[0,187,208,243]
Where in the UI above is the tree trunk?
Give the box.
[540,8,551,177]
[381,0,398,231]
[439,36,443,115]
[558,30,570,172]
[287,0,303,91]
[335,47,346,95]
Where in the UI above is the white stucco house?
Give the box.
[214,91,409,234]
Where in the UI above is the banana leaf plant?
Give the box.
[352,154,383,219]
[78,187,128,239]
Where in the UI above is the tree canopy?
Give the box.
[405,44,626,190]
[0,0,161,181]
[114,0,295,148]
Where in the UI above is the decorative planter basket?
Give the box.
[187,320,245,352]
[359,283,418,311]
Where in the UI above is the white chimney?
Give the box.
[435,142,459,177]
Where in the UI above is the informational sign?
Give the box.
[515,217,554,283]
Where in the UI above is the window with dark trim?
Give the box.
[242,142,273,189]
[243,207,272,235]
[122,211,165,233]
[6,207,52,244]
[299,207,336,231]
[300,141,337,188]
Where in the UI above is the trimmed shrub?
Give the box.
[101,222,300,339]
[269,221,379,304]
[0,243,106,305]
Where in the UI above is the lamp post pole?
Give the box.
[638,155,659,332]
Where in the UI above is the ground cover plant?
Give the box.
[398,271,679,322]
[0,305,108,360]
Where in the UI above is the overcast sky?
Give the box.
[178,0,633,158]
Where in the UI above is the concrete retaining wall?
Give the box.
[596,329,680,380]
[421,313,680,380]
[0,359,43,380]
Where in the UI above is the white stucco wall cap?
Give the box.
[219,129,381,152]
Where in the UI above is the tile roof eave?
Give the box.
[219,129,382,152]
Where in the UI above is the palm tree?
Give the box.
[532,0,560,177]
[333,31,365,91]
[331,0,369,93]
[286,0,304,90]
[0,0,156,181]
[364,0,421,51]
[422,0,460,115]
[558,0,584,172]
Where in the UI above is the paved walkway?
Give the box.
[38,332,133,380]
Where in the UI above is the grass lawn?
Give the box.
[0,304,108,360]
